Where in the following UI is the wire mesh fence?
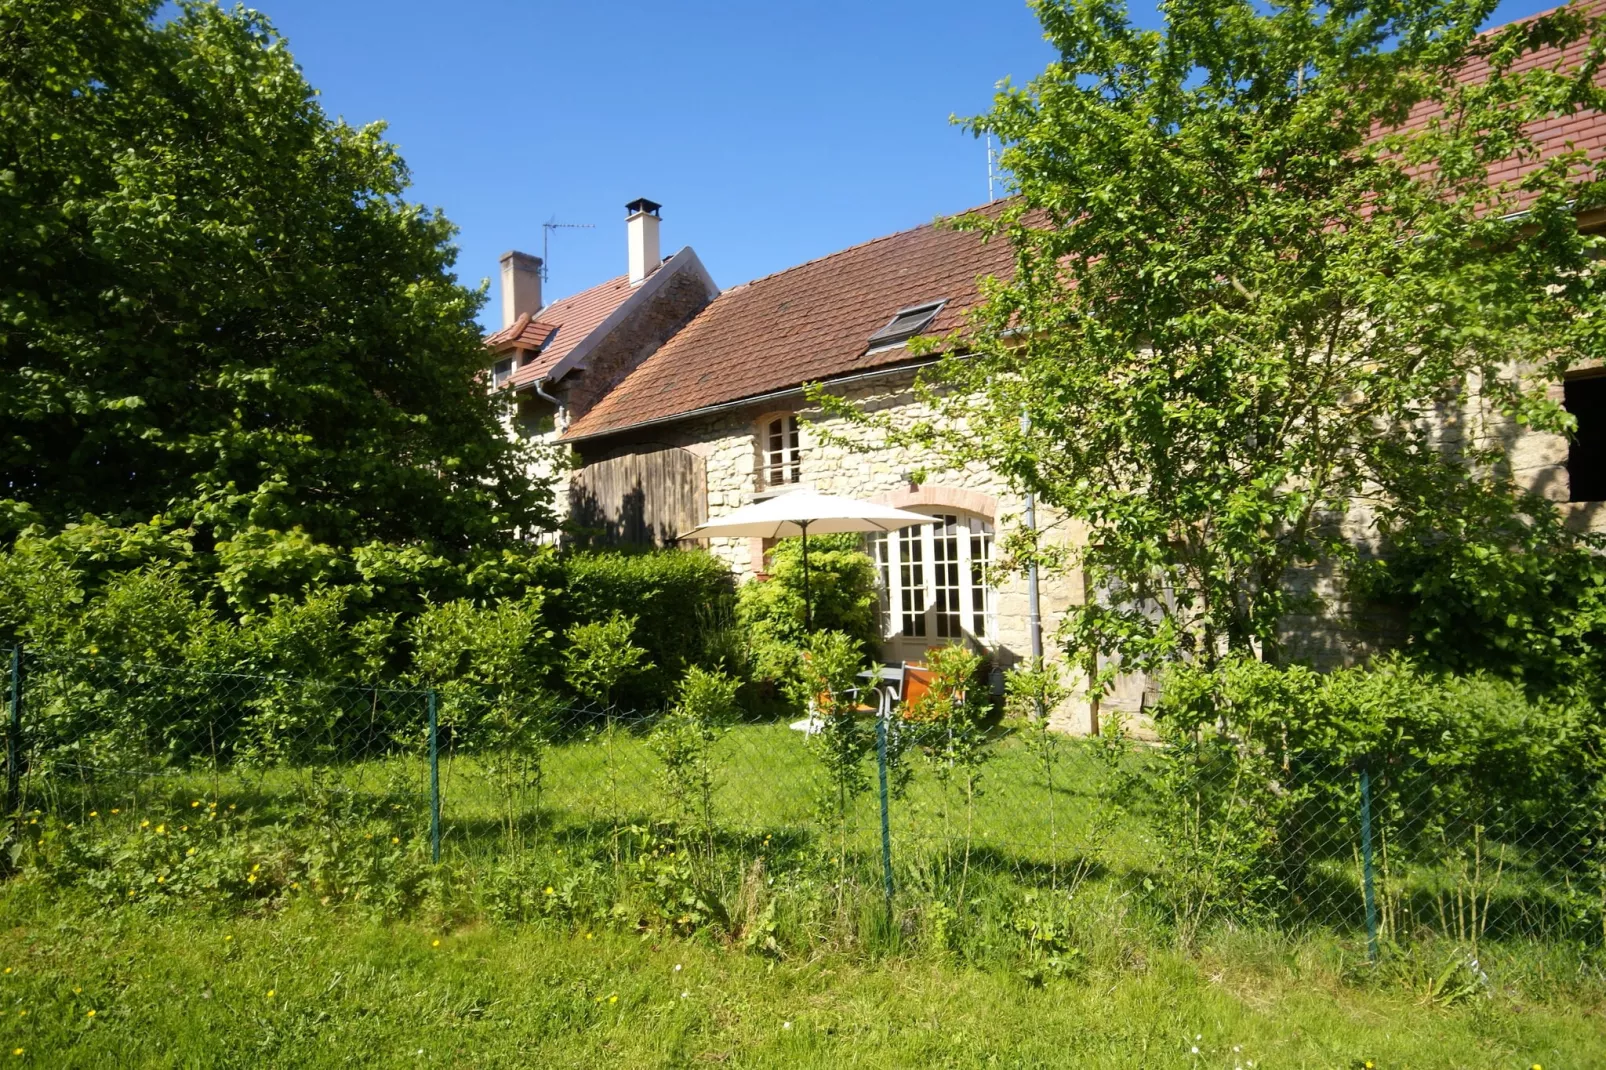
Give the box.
[1,644,1600,958]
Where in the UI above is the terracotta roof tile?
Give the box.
[484,274,636,390]
[563,208,1015,439]
[1389,0,1606,210]
[485,313,559,354]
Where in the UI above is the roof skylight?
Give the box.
[867,299,945,348]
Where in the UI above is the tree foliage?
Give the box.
[820,0,1606,673]
[0,0,550,553]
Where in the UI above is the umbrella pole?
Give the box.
[800,520,812,633]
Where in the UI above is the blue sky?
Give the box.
[253,0,1563,329]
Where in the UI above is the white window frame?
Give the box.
[870,510,996,649]
[761,413,802,487]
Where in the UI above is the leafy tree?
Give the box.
[0,0,550,554]
[819,0,1606,674]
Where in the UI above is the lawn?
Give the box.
[10,717,1606,1066]
[0,887,1600,1069]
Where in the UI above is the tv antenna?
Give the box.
[986,135,1000,203]
[541,218,595,282]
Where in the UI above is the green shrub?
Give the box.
[557,550,735,710]
[564,611,653,712]
[1150,654,1605,944]
[738,534,880,707]
[653,666,741,832]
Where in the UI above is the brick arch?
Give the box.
[870,485,997,518]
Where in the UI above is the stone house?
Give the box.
[485,8,1606,732]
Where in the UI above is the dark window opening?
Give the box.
[516,395,557,437]
[867,300,945,348]
[1565,375,1606,501]
[492,357,514,387]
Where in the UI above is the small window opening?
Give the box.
[1566,374,1606,501]
[764,414,802,486]
[516,394,557,437]
[492,357,514,387]
[867,299,945,348]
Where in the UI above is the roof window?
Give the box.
[868,300,945,348]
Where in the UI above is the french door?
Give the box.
[869,511,996,666]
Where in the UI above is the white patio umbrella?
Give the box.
[678,489,937,630]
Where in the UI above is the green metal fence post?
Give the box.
[428,689,441,863]
[6,646,21,815]
[1359,764,1379,963]
[876,705,895,913]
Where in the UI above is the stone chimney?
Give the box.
[625,198,662,285]
[499,250,543,328]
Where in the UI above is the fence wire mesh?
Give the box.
[1,644,1600,957]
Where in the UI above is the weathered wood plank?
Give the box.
[569,447,707,547]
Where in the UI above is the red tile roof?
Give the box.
[562,209,1016,439]
[485,313,559,354]
[486,274,636,390]
[1390,0,1606,210]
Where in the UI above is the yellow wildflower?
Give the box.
[224,935,232,942]
[191,801,200,808]
[139,820,149,829]
[2,968,9,975]
[431,939,440,948]
[110,809,119,815]
[247,874,257,884]
[391,837,399,844]
[156,876,164,884]
[266,989,275,999]
[11,1048,21,1057]
[186,848,196,857]
[155,824,165,834]
[608,995,617,1004]
[88,811,98,818]
[85,1009,95,1018]
[544,886,554,896]
[251,864,260,873]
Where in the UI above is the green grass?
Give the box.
[10,719,1606,1065]
[0,888,1601,1068]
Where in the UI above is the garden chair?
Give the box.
[788,652,878,735]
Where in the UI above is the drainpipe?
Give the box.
[530,377,562,413]
[1020,410,1044,719]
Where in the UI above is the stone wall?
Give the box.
[562,265,717,424]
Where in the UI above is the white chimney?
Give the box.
[625,198,662,285]
[499,250,543,328]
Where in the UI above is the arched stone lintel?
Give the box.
[871,485,998,518]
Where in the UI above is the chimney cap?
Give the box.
[624,197,662,217]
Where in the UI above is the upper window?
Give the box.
[763,414,802,487]
[1565,374,1606,502]
[867,300,945,349]
[492,357,514,387]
